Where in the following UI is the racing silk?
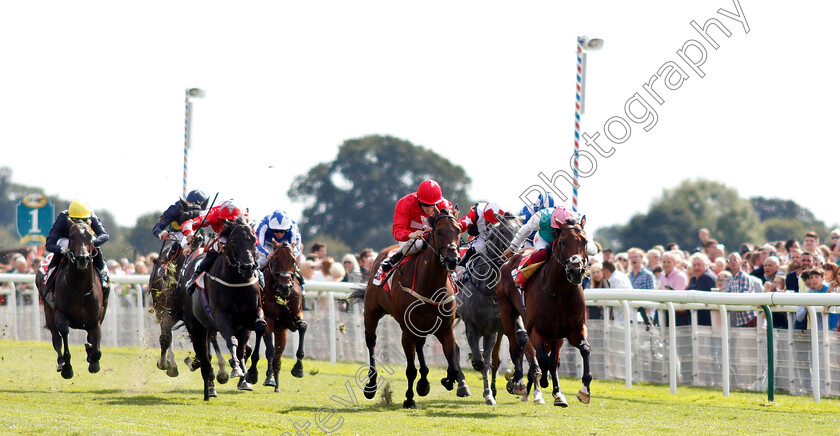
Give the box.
[256,214,302,258]
[45,211,109,254]
[519,193,556,223]
[509,207,556,250]
[180,205,228,236]
[457,202,503,237]
[152,200,203,237]
[392,193,454,242]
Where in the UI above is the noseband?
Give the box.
[424,214,460,266]
[269,243,296,297]
[551,225,588,276]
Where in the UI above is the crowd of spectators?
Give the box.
[585,229,840,332]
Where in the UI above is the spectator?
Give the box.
[602,260,631,289]
[627,248,656,325]
[795,269,828,330]
[687,253,715,326]
[698,228,710,247]
[310,243,327,260]
[705,239,724,261]
[784,239,800,261]
[722,253,757,327]
[830,229,840,263]
[341,254,362,283]
[120,258,134,275]
[760,256,787,328]
[614,252,629,273]
[328,262,346,282]
[817,246,831,265]
[646,248,662,274]
[785,249,804,291]
[823,263,840,330]
[660,251,689,326]
[602,249,613,263]
[803,231,819,254]
[300,260,316,282]
[774,241,787,259]
[319,257,335,281]
[358,248,376,281]
[716,270,732,291]
[586,263,609,320]
[712,257,726,276]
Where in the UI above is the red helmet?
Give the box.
[218,199,243,221]
[417,180,443,205]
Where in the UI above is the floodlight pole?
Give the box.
[184,88,205,198]
[572,36,603,213]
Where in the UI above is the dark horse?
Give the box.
[497,216,592,407]
[35,219,107,379]
[456,212,545,405]
[349,209,469,409]
[148,233,229,384]
[183,219,266,400]
[246,242,307,391]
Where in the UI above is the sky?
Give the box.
[2,1,838,238]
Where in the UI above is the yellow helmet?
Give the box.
[68,200,92,220]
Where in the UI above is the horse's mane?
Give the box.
[219,217,250,238]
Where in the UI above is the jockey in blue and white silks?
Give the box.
[256,210,302,270]
[518,192,556,247]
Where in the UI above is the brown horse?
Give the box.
[497,216,592,407]
[35,219,107,379]
[148,233,230,384]
[349,209,469,409]
[246,242,307,391]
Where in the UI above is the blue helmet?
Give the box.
[520,192,557,220]
[185,190,209,208]
[268,210,293,231]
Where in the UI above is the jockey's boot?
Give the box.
[257,269,265,290]
[295,266,306,286]
[99,268,110,290]
[372,250,404,286]
[187,251,218,295]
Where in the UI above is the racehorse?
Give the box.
[35,218,107,379]
[245,242,307,391]
[456,212,546,406]
[497,216,592,407]
[183,219,266,400]
[349,208,470,409]
[148,232,230,385]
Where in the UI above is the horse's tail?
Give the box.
[347,285,367,305]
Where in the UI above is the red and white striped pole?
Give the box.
[573,36,583,213]
[183,88,205,198]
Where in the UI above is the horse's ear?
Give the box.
[453,204,460,218]
[66,216,74,228]
[179,198,189,209]
[580,215,586,229]
[554,217,564,228]
[493,212,504,223]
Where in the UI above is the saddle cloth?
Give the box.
[380,248,415,293]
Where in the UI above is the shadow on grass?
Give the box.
[101,394,186,406]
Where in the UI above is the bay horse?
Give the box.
[148,232,230,385]
[183,219,266,400]
[349,208,469,409]
[456,212,546,406]
[246,242,307,391]
[497,216,592,407]
[35,218,106,379]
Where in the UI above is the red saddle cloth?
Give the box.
[381,248,415,293]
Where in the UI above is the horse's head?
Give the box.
[268,242,297,298]
[485,212,522,264]
[67,217,95,270]
[427,209,461,273]
[551,215,589,285]
[224,220,258,279]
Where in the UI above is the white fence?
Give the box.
[2,273,840,402]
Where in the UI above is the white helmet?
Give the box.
[268,210,292,231]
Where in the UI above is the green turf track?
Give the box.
[0,340,837,435]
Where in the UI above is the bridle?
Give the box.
[268,243,296,298]
[550,224,588,281]
[66,222,94,269]
[224,224,257,277]
[424,214,460,267]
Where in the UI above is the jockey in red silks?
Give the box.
[182,199,248,291]
[372,180,454,286]
[456,201,506,270]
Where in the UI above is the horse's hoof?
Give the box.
[512,380,527,396]
[217,372,230,385]
[237,379,253,391]
[157,360,166,370]
[403,399,417,409]
[471,359,484,372]
[485,396,497,406]
[440,378,454,391]
[456,383,471,397]
[576,389,591,404]
[534,395,546,405]
[416,378,430,397]
[520,394,529,403]
[554,394,568,407]
[166,366,179,378]
[274,385,280,393]
[363,385,377,400]
[185,357,199,372]
[230,367,245,378]
[506,379,515,395]
[208,386,218,398]
[61,365,74,380]
[539,375,549,389]
[88,362,100,374]
[291,362,304,378]
[264,376,277,387]
[245,368,258,385]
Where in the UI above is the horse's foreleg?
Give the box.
[211,335,230,384]
[273,329,288,391]
[56,312,74,379]
[159,313,178,377]
[85,325,102,374]
[401,333,419,409]
[481,333,497,406]
[490,332,502,400]
[415,337,430,397]
[237,328,254,391]
[524,342,545,404]
[363,302,384,400]
[435,327,465,395]
[194,331,214,400]
[550,339,567,407]
[246,327,262,385]
[215,316,242,378]
[574,334,592,404]
[262,329,276,388]
[45,307,64,372]
[499,293,525,396]
[291,317,306,378]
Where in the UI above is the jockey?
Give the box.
[518,192,556,248]
[256,210,302,269]
[372,180,454,286]
[152,189,209,253]
[43,200,110,295]
[504,205,579,292]
[182,199,247,293]
[457,201,506,268]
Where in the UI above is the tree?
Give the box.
[761,217,809,243]
[128,211,165,258]
[751,197,829,242]
[619,179,762,250]
[289,135,471,251]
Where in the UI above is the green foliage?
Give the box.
[618,179,762,250]
[128,211,164,258]
[307,232,351,259]
[289,135,471,251]
[593,223,623,252]
[761,217,809,243]
[1,340,839,435]
[751,197,830,242]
